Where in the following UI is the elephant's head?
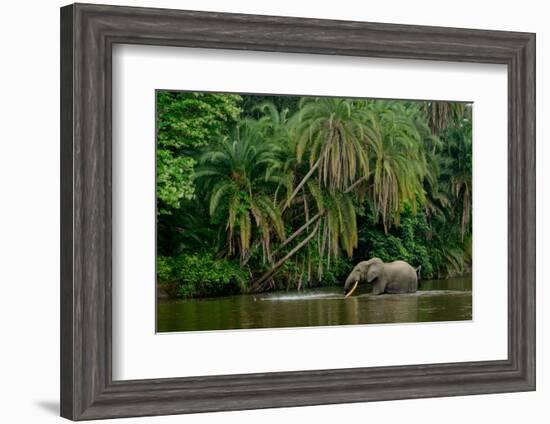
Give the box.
[343,258,384,297]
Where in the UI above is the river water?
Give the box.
[157,276,472,333]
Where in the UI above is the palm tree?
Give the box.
[255,99,431,287]
[422,101,468,134]
[363,101,428,233]
[195,122,285,263]
[419,104,472,275]
[441,118,472,239]
[252,177,360,291]
[251,97,372,289]
[284,97,373,208]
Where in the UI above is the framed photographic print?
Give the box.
[154,90,474,333]
[60,3,535,420]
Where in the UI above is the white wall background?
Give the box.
[0,0,545,423]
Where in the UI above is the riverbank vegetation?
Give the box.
[157,91,472,298]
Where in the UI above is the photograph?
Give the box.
[0,0,542,422]
[155,91,473,332]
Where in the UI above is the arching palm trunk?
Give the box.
[271,213,321,256]
[252,220,321,291]
[281,156,321,213]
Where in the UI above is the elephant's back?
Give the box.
[388,260,415,273]
[386,261,417,292]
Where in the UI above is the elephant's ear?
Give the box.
[367,263,383,282]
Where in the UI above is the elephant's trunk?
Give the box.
[344,272,360,297]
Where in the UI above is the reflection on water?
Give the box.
[157,276,472,333]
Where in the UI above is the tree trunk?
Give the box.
[282,156,321,213]
[252,221,321,291]
[344,176,369,193]
[272,213,321,256]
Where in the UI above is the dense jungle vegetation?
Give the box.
[156,92,472,298]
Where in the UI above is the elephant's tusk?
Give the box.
[345,280,359,298]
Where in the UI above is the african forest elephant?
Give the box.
[343,258,418,297]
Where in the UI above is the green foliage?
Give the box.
[156,255,174,282]
[241,95,300,119]
[320,255,354,285]
[156,91,242,214]
[156,198,221,257]
[156,91,473,297]
[156,150,195,213]
[363,100,429,232]
[274,246,353,290]
[365,230,410,263]
[290,96,371,191]
[156,91,242,150]
[157,254,247,298]
[195,122,286,262]
[361,204,435,277]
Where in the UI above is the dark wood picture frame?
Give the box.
[60,3,536,420]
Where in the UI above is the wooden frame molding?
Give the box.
[60,3,535,420]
